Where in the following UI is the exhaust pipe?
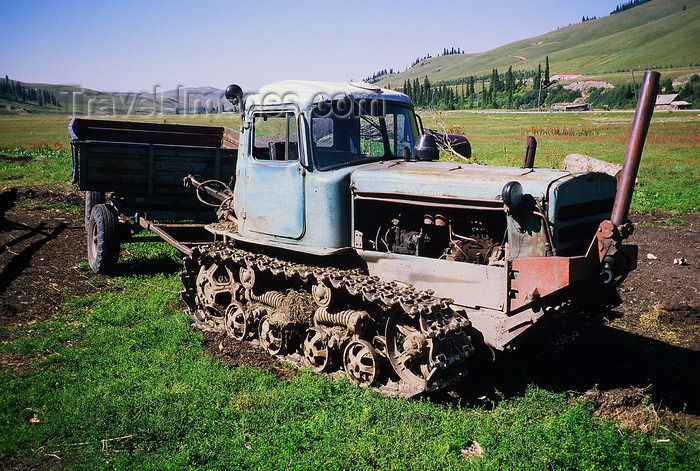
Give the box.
[522,136,537,169]
[610,70,660,227]
[594,70,659,284]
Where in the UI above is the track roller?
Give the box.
[343,339,379,387]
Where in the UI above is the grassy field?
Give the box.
[1,110,697,213]
[1,111,699,469]
[1,243,697,470]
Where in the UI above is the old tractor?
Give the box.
[72,72,660,396]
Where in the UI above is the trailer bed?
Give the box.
[70,118,238,222]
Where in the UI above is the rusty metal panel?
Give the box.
[509,255,598,311]
[506,212,547,260]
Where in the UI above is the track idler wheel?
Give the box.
[343,339,379,387]
[196,262,237,317]
[385,311,433,390]
[258,314,287,355]
[302,327,332,373]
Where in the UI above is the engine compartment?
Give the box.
[353,198,507,266]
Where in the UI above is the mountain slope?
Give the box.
[375,0,700,87]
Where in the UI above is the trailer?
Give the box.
[70,118,237,271]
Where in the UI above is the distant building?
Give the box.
[551,97,591,111]
[550,74,584,81]
[655,93,692,110]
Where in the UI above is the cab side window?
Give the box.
[252,112,299,161]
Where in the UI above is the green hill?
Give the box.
[0,78,230,116]
[375,0,700,89]
[3,0,699,114]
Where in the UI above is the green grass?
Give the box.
[14,198,82,212]
[0,147,73,190]
[1,261,697,470]
[0,111,698,469]
[660,217,689,227]
[0,115,73,150]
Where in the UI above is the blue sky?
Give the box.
[0,0,621,92]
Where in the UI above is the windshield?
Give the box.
[311,99,418,170]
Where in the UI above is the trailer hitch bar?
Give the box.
[183,174,237,223]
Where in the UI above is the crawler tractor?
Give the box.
[72,72,660,396]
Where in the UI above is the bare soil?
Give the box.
[1,187,698,433]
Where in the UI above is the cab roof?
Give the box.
[245,80,413,109]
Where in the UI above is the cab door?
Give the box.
[244,109,305,239]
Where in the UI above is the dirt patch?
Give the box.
[0,352,33,377]
[0,190,100,336]
[618,211,700,349]
[579,386,700,437]
[1,186,698,421]
[202,330,297,382]
[581,387,656,433]
[12,187,83,207]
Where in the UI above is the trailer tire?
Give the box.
[85,191,105,229]
[87,204,120,274]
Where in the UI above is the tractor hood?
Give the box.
[351,160,586,203]
[351,160,618,254]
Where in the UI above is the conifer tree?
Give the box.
[544,56,550,86]
[423,76,431,108]
[490,69,499,95]
[506,66,514,105]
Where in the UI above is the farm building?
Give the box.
[551,97,591,111]
[550,74,584,81]
[655,93,692,110]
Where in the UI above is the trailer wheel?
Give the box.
[87,204,120,274]
[85,191,105,228]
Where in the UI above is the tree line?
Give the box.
[402,62,698,111]
[401,56,566,110]
[366,47,466,83]
[1,75,61,108]
[364,69,394,83]
[611,0,654,15]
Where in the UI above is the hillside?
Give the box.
[375,0,700,88]
[0,79,229,116]
[3,0,698,115]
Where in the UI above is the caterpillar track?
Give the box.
[180,243,474,397]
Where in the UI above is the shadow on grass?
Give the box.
[112,255,183,277]
[443,321,700,414]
